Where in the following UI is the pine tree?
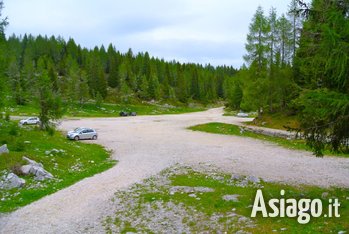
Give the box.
[0,0,8,109]
[108,54,119,88]
[294,0,349,156]
[35,57,63,130]
[138,75,149,100]
[277,14,293,66]
[148,73,160,100]
[244,6,270,74]
[7,57,25,105]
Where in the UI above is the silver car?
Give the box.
[19,117,40,125]
[67,128,98,141]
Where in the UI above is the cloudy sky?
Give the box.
[4,0,292,68]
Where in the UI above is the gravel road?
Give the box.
[1,108,349,233]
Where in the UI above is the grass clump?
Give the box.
[106,167,349,233]
[189,122,349,157]
[5,102,205,118]
[0,120,116,213]
[248,112,300,130]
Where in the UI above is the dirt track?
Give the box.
[1,108,349,233]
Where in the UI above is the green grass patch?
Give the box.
[188,122,349,157]
[5,102,205,118]
[140,170,349,233]
[223,107,258,118]
[0,120,116,213]
[247,112,300,130]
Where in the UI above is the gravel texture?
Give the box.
[100,165,256,234]
[1,107,349,233]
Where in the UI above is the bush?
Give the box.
[11,163,25,176]
[9,124,19,136]
[46,126,55,136]
[5,113,10,122]
[12,140,26,152]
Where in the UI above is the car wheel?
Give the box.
[23,122,27,125]
[92,135,97,140]
[74,136,79,141]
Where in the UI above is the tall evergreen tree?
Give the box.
[0,0,8,109]
[294,0,349,156]
[244,6,270,74]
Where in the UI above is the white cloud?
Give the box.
[3,0,294,67]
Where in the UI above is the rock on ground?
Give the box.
[21,156,53,181]
[0,173,25,189]
[0,144,9,155]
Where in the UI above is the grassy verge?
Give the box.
[4,102,205,118]
[247,112,300,130]
[188,122,349,157]
[104,166,349,233]
[223,107,258,118]
[0,120,116,213]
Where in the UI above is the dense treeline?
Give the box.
[0,0,237,116]
[230,0,349,156]
[1,34,236,106]
[225,1,302,115]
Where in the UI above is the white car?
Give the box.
[19,117,40,125]
[237,112,249,117]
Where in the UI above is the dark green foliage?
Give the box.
[295,89,349,156]
[242,5,298,115]
[240,1,349,156]
[3,32,234,108]
[294,0,349,156]
[36,58,64,130]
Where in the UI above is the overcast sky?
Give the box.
[4,0,292,68]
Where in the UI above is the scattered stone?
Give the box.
[247,175,260,184]
[45,149,65,156]
[23,156,43,168]
[51,149,60,154]
[231,174,243,180]
[280,228,287,231]
[169,186,214,194]
[222,194,240,202]
[24,141,31,144]
[238,216,248,223]
[321,192,329,199]
[20,165,32,175]
[0,144,9,155]
[0,173,25,189]
[188,193,197,198]
[338,231,346,234]
[21,156,53,181]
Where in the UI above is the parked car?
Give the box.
[67,127,98,141]
[119,111,137,117]
[19,117,40,125]
[119,111,128,117]
[237,112,249,117]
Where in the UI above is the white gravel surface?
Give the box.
[1,107,349,233]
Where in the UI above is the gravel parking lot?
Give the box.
[1,108,349,233]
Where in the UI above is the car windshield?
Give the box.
[74,127,84,132]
